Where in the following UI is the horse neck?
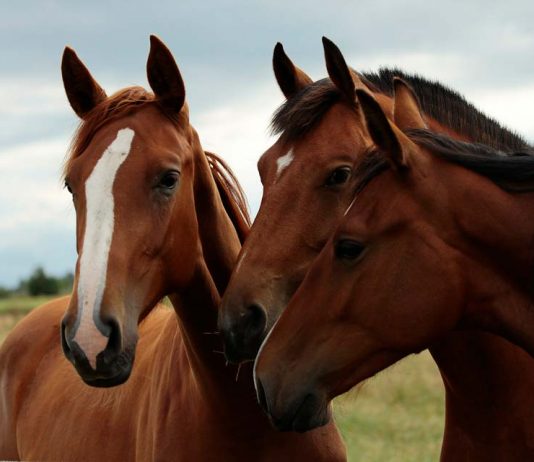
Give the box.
[415,100,534,353]
[419,121,534,449]
[191,146,242,294]
[165,137,253,403]
[446,177,534,357]
[430,332,534,456]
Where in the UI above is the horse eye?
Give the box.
[325,167,351,187]
[158,171,179,190]
[334,239,365,261]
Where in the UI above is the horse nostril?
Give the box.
[102,317,122,354]
[60,318,72,358]
[240,304,267,340]
[220,304,268,363]
[96,316,123,368]
[60,319,90,367]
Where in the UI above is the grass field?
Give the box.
[335,353,444,461]
[0,295,445,461]
[0,295,56,341]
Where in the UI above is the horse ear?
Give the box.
[273,42,313,99]
[393,77,427,130]
[147,35,185,115]
[61,47,107,119]
[322,36,356,103]
[356,89,415,169]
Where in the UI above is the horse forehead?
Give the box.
[262,141,313,171]
[85,127,136,186]
[348,175,414,231]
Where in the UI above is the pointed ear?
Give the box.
[273,42,313,99]
[393,77,427,130]
[61,47,107,119]
[356,89,416,169]
[147,35,185,115]
[322,36,357,103]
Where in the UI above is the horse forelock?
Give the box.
[63,86,188,180]
[270,78,347,141]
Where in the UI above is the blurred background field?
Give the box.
[0,295,55,340]
[335,352,444,461]
[0,293,445,462]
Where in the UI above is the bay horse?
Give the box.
[254,84,534,436]
[0,37,345,461]
[219,38,534,459]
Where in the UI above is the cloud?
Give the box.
[0,137,75,286]
[469,83,534,143]
[1,0,534,287]
[346,49,534,141]
[193,83,283,214]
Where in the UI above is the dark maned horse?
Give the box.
[0,37,345,461]
[219,38,534,459]
[255,85,534,438]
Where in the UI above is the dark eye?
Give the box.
[325,167,352,187]
[334,239,365,261]
[158,171,179,191]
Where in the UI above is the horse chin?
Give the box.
[223,338,259,364]
[270,392,331,433]
[66,344,137,388]
[81,365,133,388]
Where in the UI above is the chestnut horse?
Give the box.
[219,38,534,459]
[255,85,534,437]
[0,37,345,461]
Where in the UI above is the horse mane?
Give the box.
[271,68,530,152]
[62,86,250,240]
[354,130,534,195]
[362,68,528,151]
[408,129,534,193]
[205,151,251,243]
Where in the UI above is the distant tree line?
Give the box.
[0,267,74,298]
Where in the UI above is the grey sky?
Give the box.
[1,0,534,286]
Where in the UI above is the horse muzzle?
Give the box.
[218,302,268,364]
[61,318,136,387]
[255,373,331,432]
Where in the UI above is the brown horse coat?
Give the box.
[0,37,345,461]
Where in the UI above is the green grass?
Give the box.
[334,352,444,461]
[0,296,445,460]
[0,295,58,345]
[0,294,57,314]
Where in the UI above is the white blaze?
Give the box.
[74,128,135,369]
[275,149,294,181]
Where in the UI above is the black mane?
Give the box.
[355,130,534,195]
[408,129,534,193]
[271,67,530,152]
[363,68,528,151]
